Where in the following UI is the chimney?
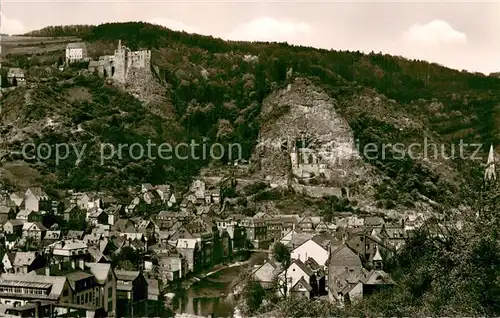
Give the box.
[118,40,122,49]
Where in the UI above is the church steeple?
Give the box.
[484,144,496,182]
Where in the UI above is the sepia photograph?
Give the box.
[0,1,499,317]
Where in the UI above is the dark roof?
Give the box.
[305,257,320,271]
[328,244,362,268]
[115,270,140,281]
[66,271,94,282]
[292,259,314,277]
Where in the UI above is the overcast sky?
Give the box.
[1,1,499,74]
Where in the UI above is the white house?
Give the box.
[46,239,89,258]
[24,187,50,212]
[141,183,154,193]
[65,42,88,64]
[277,259,314,297]
[6,68,26,86]
[189,180,205,199]
[76,193,101,211]
[167,193,177,207]
[291,238,329,268]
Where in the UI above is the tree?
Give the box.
[242,279,266,314]
[273,242,291,264]
[273,242,291,298]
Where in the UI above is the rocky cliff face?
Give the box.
[251,77,377,197]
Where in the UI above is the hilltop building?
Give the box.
[65,42,88,64]
[88,40,151,84]
[7,68,26,86]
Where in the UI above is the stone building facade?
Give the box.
[88,40,151,84]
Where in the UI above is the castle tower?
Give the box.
[113,39,128,83]
[484,144,496,182]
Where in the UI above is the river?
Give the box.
[172,265,243,317]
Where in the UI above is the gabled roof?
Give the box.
[85,263,112,284]
[312,233,337,248]
[66,42,87,50]
[299,216,313,225]
[305,257,321,271]
[341,282,360,294]
[25,187,49,200]
[17,209,34,218]
[0,207,13,214]
[281,229,314,249]
[89,247,108,263]
[7,68,24,77]
[64,204,78,214]
[22,222,47,232]
[66,271,94,290]
[290,276,312,292]
[4,219,24,227]
[11,252,39,266]
[44,231,61,240]
[104,204,122,215]
[49,239,88,251]
[114,218,135,231]
[291,237,328,254]
[291,259,314,277]
[362,270,394,285]
[328,244,362,268]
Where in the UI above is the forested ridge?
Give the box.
[10,22,499,207]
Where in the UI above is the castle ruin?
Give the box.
[88,40,151,84]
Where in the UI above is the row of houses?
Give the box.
[0,179,442,316]
[251,230,394,304]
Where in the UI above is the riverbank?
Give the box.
[168,252,268,317]
[169,252,267,292]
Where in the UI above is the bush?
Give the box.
[222,187,238,198]
[272,242,290,264]
[243,182,268,196]
[241,280,266,315]
[236,197,248,207]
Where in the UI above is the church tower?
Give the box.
[484,144,497,183]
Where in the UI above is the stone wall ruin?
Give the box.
[88,40,151,84]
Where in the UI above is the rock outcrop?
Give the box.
[251,78,376,196]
